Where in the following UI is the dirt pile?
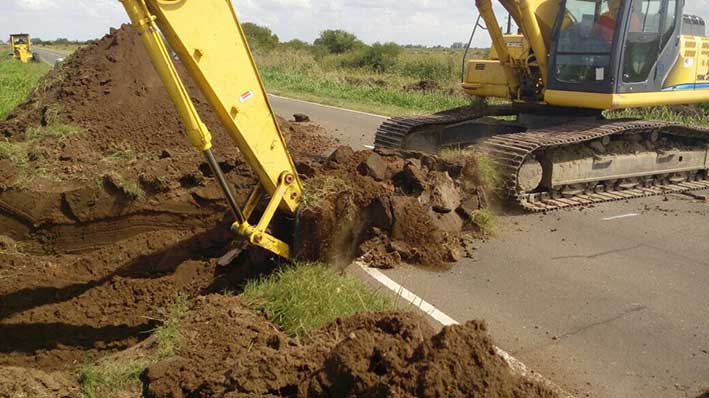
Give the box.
[0,25,335,253]
[141,295,558,398]
[295,147,487,268]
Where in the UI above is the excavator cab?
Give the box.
[545,0,709,108]
[549,0,679,91]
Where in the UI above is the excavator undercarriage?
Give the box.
[375,108,709,211]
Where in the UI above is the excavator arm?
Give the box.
[120,0,302,259]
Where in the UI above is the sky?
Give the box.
[1,0,709,47]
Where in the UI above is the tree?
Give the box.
[450,42,466,49]
[242,22,279,51]
[355,42,401,73]
[314,30,361,54]
[281,39,310,52]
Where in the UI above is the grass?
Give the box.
[0,50,51,118]
[439,148,505,192]
[261,67,471,117]
[472,208,497,237]
[79,296,190,398]
[300,175,350,210]
[106,142,138,164]
[606,106,709,126]
[0,140,29,167]
[25,122,86,143]
[100,172,145,201]
[243,263,392,337]
[256,48,472,116]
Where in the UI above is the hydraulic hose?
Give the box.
[461,14,486,83]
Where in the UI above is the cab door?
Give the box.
[616,0,682,93]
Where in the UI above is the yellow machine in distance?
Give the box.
[120,0,302,259]
[9,34,35,63]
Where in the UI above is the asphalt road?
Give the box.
[270,96,709,398]
[33,47,66,66]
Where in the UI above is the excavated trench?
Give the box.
[0,25,560,397]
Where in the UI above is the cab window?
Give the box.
[622,0,677,82]
[554,0,619,84]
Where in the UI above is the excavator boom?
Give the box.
[121,0,302,259]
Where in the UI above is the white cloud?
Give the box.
[0,0,708,48]
[13,0,57,11]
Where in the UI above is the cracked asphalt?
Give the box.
[269,96,709,398]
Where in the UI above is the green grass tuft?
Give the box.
[79,296,190,398]
[439,148,504,193]
[0,52,51,118]
[25,122,86,143]
[300,176,350,210]
[0,140,29,167]
[243,263,392,337]
[120,180,145,201]
[606,106,709,126]
[151,295,190,358]
[475,151,505,192]
[472,208,497,237]
[105,142,137,164]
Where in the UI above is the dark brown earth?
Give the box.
[140,295,558,398]
[295,147,487,268]
[0,25,555,398]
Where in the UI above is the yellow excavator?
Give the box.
[9,34,36,63]
[119,0,709,259]
[375,0,709,211]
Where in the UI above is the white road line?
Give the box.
[268,94,388,119]
[602,213,640,221]
[356,261,572,397]
[356,261,458,326]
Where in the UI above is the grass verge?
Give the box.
[606,106,709,126]
[243,263,392,337]
[261,67,470,117]
[0,52,51,118]
[79,296,189,398]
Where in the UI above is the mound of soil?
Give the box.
[0,25,335,253]
[295,147,487,268]
[142,295,559,398]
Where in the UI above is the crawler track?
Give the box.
[375,112,709,212]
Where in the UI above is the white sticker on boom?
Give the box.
[684,58,695,68]
[240,90,255,103]
[596,67,605,81]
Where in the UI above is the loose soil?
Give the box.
[0,25,556,398]
[140,295,558,398]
